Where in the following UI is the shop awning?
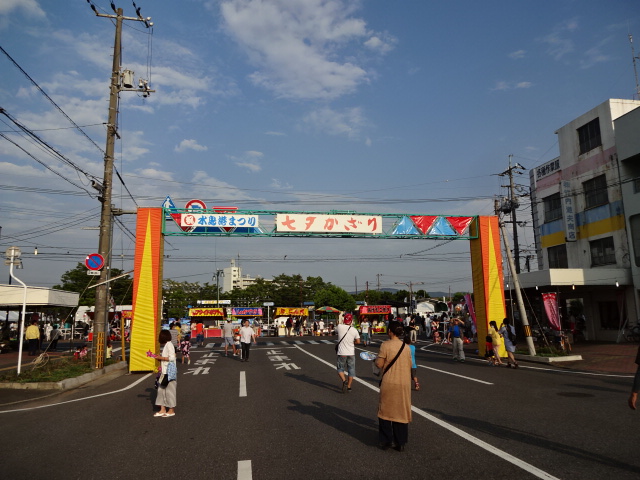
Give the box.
[0,285,79,308]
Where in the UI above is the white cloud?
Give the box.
[0,0,45,19]
[580,37,613,69]
[540,19,578,60]
[270,178,293,190]
[175,139,208,153]
[491,81,533,91]
[508,49,526,59]
[302,106,368,140]
[219,0,390,100]
[231,150,264,172]
[265,131,286,136]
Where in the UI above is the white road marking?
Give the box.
[307,340,319,344]
[293,345,559,480]
[237,460,252,480]
[418,365,493,385]
[0,373,153,414]
[239,371,247,397]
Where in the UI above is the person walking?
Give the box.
[488,320,504,366]
[408,316,418,343]
[239,319,257,362]
[25,320,40,356]
[222,319,237,357]
[500,318,519,368]
[447,318,466,362]
[49,324,61,352]
[152,329,177,417]
[360,318,371,346]
[335,314,360,393]
[374,321,412,451]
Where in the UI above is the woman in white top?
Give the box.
[153,329,177,417]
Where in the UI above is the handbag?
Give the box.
[379,342,406,387]
[372,361,381,376]
[159,374,169,388]
[167,361,177,381]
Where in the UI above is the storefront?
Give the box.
[188,307,224,337]
[274,307,309,335]
[358,305,391,334]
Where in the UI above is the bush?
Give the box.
[0,356,113,383]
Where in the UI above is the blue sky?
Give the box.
[1,0,639,297]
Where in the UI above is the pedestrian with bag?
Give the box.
[374,321,412,451]
[239,319,257,362]
[152,329,177,417]
[500,318,519,368]
[335,313,360,393]
[488,320,504,366]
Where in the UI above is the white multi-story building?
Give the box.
[521,99,640,341]
[222,259,271,292]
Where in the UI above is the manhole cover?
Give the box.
[557,392,594,398]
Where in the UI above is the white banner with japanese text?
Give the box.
[275,214,382,234]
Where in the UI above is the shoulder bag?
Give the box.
[335,326,352,352]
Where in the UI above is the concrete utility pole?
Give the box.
[495,200,536,356]
[89,3,153,369]
[498,155,526,274]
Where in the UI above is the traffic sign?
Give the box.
[263,302,275,306]
[87,270,101,276]
[85,253,105,271]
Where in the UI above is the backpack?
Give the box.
[507,326,517,345]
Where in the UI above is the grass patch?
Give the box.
[0,357,117,383]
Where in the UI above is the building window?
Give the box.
[577,117,602,154]
[543,193,562,222]
[583,174,608,210]
[548,244,568,268]
[634,177,640,194]
[598,301,622,330]
[590,236,615,266]
[630,214,640,267]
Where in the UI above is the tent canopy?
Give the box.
[0,285,80,309]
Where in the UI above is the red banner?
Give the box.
[189,308,224,317]
[275,308,308,317]
[359,305,391,315]
[542,293,561,330]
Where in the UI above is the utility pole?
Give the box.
[497,155,526,274]
[88,2,154,369]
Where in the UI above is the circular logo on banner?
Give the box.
[85,253,105,271]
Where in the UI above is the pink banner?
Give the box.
[464,294,476,327]
[542,293,561,330]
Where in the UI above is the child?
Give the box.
[106,339,113,359]
[484,335,496,366]
[74,345,88,360]
[404,335,420,391]
[180,335,191,364]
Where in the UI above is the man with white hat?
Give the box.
[335,313,361,393]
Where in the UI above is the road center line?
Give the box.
[239,371,247,397]
[237,460,252,480]
[418,365,493,385]
[293,345,559,480]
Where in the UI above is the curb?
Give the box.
[0,361,128,391]
[515,354,583,364]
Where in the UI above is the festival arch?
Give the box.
[129,204,505,372]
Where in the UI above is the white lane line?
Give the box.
[320,340,332,344]
[308,340,319,344]
[239,371,247,397]
[237,460,252,480]
[0,373,153,414]
[280,341,289,345]
[418,365,493,385]
[293,345,559,480]
[264,342,274,346]
[294,341,304,345]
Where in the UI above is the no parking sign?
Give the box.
[85,253,105,271]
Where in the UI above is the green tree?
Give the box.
[54,263,133,306]
[314,284,356,312]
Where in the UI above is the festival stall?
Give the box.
[274,307,309,336]
[358,305,391,334]
[188,307,224,337]
[230,307,264,335]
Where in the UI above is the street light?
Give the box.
[5,246,27,375]
[214,269,224,320]
[394,281,424,316]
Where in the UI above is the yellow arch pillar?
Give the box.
[470,216,506,358]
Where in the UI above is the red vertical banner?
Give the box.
[130,208,164,372]
[542,293,561,330]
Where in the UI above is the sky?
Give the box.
[1,0,639,298]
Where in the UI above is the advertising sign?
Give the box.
[275,307,309,317]
[275,214,382,234]
[561,180,576,242]
[231,307,263,317]
[359,305,391,315]
[189,308,224,317]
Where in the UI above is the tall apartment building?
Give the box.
[222,259,271,292]
[521,99,640,341]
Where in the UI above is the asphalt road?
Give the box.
[1,338,638,480]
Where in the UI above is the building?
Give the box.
[222,259,271,292]
[522,99,640,341]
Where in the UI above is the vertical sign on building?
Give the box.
[561,181,577,242]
